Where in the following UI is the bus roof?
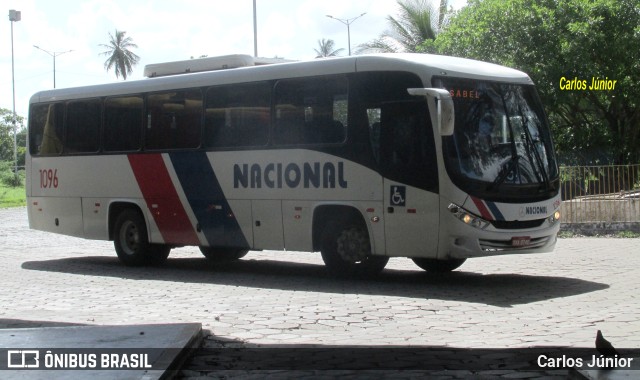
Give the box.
[29,53,533,104]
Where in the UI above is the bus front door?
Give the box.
[379,101,439,257]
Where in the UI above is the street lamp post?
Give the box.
[33,45,73,89]
[9,9,20,181]
[325,13,366,56]
[253,0,258,57]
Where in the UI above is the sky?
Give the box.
[1,0,467,119]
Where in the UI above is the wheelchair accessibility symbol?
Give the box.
[390,185,406,206]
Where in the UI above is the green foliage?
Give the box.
[358,0,451,53]
[615,231,640,238]
[0,161,24,187]
[435,0,640,165]
[0,185,25,208]
[314,39,345,58]
[0,108,26,166]
[99,29,140,80]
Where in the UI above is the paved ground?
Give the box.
[1,207,639,378]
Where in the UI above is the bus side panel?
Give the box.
[209,150,385,254]
[252,200,284,250]
[227,199,254,248]
[28,196,84,238]
[82,197,109,240]
[28,155,152,242]
[282,200,312,252]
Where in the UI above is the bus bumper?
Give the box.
[442,221,560,259]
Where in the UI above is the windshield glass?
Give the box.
[435,77,558,200]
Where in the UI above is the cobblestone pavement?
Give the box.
[1,207,639,378]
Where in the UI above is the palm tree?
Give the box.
[357,0,448,53]
[99,30,140,80]
[314,39,345,58]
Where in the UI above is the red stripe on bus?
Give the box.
[128,154,200,245]
[470,196,493,221]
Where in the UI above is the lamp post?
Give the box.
[253,0,258,57]
[9,9,20,181]
[325,13,366,56]
[33,45,73,89]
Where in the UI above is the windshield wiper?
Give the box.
[520,111,550,190]
[490,155,519,191]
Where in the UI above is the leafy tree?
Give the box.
[99,29,141,80]
[0,108,26,186]
[358,0,450,53]
[435,0,640,164]
[314,39,345,58]
[0,108,26,165]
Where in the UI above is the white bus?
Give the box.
[26,53,561,276]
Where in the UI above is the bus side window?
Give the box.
[274,75,347,146]
[29,103,64,155]
[145,89,202,150]
[367,108,382,164]
[66,99,101,154]
[104,96,143,152]
[204,82,270,148]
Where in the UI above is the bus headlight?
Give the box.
[548,210,561,224]
[448,204,489,230]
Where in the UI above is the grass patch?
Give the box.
[0,184,26,208]
[558,230,578,238]
[614,231,640,238]
[0,162,26,208]
[558,230,640,238]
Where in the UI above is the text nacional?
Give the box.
[234,162,348,189]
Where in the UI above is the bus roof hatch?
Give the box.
[143,54,294,78]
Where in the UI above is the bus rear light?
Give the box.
[448,203,489,230]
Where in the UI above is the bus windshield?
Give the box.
[435,77,558,201]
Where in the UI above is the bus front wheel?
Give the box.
[320,220,388,277]
[412,258,466,273]
[199,247,248,261]
[113,209,170,266]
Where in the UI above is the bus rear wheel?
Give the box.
[113,209,170,266]
[412,258,466,273]
[320,220,388,277]
[199,247,248,261]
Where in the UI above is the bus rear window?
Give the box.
[29,103,64,156]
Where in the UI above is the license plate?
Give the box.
[512,236,531,247]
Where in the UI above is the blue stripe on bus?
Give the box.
[485,200,505,221]
[169,152,249,249]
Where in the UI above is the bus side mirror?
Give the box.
[408,88,454,136]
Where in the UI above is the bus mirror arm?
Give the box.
[408,88,455,136]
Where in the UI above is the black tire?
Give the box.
[199,247,248,261]
[412,257,466,273]
[320,220,388,277]
[113,209,170,266]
